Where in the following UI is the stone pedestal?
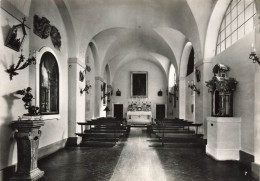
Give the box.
[10,120,45,181]
[206,117,241,160]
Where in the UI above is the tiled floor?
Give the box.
[38,127,257,181]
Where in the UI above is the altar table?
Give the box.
[126,111,152,125]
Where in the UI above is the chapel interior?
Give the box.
[1,0,260,180]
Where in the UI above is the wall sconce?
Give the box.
[116,89,121,96]
[6,50,36,80]
[158,89,163,96]
[188,80,200,95]
[79,64,91,82]
[80,81,91,94]
[249,44,260,65]
[101,89,113,100]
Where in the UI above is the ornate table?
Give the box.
[10,120,45,181]
[126,111,152,125]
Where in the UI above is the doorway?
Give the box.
[156,104,166,119]
[114,104,123,119]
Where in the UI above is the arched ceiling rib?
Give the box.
[154,27,188,68]
[109,51,169,83]
[101,28,178,74]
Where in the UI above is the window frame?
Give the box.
[39,52,60,115]
[216,0,256,55]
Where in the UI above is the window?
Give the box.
[216,0,256,54]
[187,48,194,76]
[40,52,59,114]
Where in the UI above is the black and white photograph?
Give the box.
[0,0,260,181]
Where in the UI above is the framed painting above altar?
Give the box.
[130,71,148,97]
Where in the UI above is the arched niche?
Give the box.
[32,46,61,120]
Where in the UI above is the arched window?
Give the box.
[216,0,257,54]
[187,48,194,76]
[168,64,176,88]
[40,52,59,114]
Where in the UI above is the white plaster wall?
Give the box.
[28,0,69,148]
[210,33,255,155]
[0,0,70,172]
[195,61,213,137]
[111,60,167,118]
[85,48,95,120]
[0,7,29,171]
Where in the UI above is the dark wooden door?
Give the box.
[114,104,123,119]
[156,104,165,119]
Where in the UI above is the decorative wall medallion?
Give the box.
[50,26,61,50]
[33,15,51,39]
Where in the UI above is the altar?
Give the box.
[126,111,152,125]
[126,97,152,125]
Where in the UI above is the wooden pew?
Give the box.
[76,117,129,146]
[151,118,203,146]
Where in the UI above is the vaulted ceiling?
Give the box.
[63,0,216,81]
[4,0,218,82]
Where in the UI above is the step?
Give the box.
[80,141,117,147]
[152,130,195,134]
[82,137,119,142]
[76,133,124,138]
[84,130,127,133]
[155,133,203,138]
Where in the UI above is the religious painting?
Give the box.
[130,71,148,97]
[5,20,27,52]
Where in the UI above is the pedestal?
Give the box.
[206,117,241,160]
[10,120,45,181]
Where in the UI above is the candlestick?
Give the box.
[251,43,255,53]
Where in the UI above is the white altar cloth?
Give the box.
[126,111,152,125]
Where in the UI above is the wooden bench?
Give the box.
[76,118,129,146]
[151,118,203,146]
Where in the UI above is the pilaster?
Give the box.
[194,59,213,138]
[178,77,186,119]
[67,58,86,146]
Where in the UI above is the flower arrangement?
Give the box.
[16,87,40,116]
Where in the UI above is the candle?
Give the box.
[251,43,255,53]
